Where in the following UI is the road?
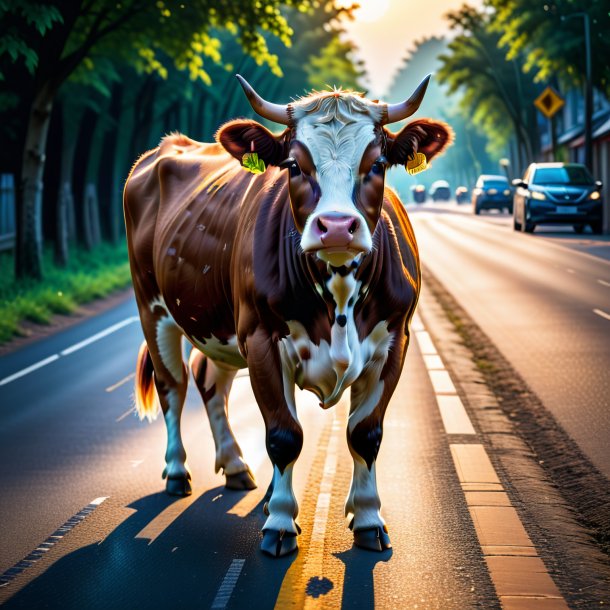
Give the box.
[410,202,610,480]
[0,210,608,607]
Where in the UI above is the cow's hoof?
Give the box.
[225,469,257,490]
[353,526,392,552]
[261,529,298,557]
[166,476,192,497]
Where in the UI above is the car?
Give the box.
[455,186,469,203]
[512,162,603,234]
[472,175,512,214]
[429,180,451,202]
[411,184,426,204]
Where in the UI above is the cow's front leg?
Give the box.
[345,334,406,551]
[246,327,303,557]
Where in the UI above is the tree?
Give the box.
[489,0,610,96]
[0,0,318,279]
[437,5,540,173]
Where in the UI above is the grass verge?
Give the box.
[0,242,132,344]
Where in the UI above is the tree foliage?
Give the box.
[438,4,540,170]
[489,0,610,95]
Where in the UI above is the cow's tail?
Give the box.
[134,341,159,422]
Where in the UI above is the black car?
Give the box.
[512,163,603,233]
[411,184,426,204]
[429,180,451,202]
[455,186,469,204]
[472,174,512,214]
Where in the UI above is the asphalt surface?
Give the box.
[410,202,610,481]
[0,297,497,608]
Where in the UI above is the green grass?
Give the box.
[0,242,132,344]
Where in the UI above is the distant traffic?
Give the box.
[406,162,603,235]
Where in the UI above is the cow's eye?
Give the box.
[371,157,387,175]
[280,157,301,177]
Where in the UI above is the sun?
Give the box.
[352,0,390,23]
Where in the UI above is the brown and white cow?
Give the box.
[123,75,452,556]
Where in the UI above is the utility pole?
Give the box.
[563,12,593,170]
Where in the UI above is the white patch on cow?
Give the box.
[162,389,190,480]
[263,464,299,534]
[194,356,249,476]
[148,297,185,383]
[190,334,246,370]
[278,284,391,409]
[293,94,382,255]
[345,459,385,531]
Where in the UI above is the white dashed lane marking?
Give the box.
[0,497,108,589]
[106,372,135,393]
[0,317,139,386]
[210,559,246,609]
[593,308,610,322]
[597,279,610,288]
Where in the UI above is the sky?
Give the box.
[335,0,484,98]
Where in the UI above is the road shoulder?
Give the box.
[0,288,134,358]
[418,267,610,607]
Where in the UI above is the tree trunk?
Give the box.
[16,84,56,279]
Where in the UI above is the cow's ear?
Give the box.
[216,119,290,166]
[384,119,453,167]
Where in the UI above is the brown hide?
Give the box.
[124,133,420,368]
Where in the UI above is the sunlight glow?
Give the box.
[340,0,390,23]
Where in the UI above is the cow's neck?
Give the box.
[326,267,359,377]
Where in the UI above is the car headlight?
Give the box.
[530,191,547,201]
[503,189,511,196]
[588,190,601,200]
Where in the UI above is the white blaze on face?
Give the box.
[293,93,383,258]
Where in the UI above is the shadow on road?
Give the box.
[335,546,392,609]
[2,487,279,609]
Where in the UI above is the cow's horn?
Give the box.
[384,74,432,124]
[236,74,290,125]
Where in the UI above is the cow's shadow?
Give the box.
[334,547,392,609]
[2,486,295,610]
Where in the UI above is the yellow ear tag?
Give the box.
[242,152,266,174]
[406,152,427,175]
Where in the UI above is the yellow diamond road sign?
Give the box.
[534,86,565,119]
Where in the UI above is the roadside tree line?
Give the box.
[436,0,609,176]
[0,0,362,280]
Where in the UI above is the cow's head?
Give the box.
[217,75,452,267]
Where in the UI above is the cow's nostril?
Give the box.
[348,219,358,234]
[317,217,328,233]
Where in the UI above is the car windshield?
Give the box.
[533,166,593,185]
[483,181,508,188]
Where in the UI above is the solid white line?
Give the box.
[210,559,246,609]
[0,354,60,386]
[597,279,610,288]
[60,317,139,355]
[0,317,140,387]
[593,308,610,321]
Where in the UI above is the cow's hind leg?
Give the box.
[189,350,256,490]
[134,306,191,496]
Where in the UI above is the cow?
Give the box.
[123,74,452,557]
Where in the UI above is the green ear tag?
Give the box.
[406,152,427,175]
[242,152,266,174]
